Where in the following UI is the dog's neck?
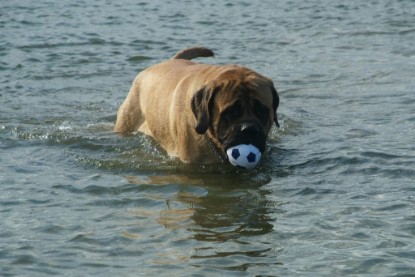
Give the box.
[206,133,227,163]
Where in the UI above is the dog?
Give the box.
[115,47,280,164]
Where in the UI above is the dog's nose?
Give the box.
[240,123,259,136]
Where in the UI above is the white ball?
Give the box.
[226,144,262,169]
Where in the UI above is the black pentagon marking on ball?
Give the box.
[231,149,240,159]
[247,152,256,163]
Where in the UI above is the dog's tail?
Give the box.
[172,47,214,60]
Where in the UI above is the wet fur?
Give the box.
[115,47,279,163]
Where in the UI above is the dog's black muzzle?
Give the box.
[222,121,267,153]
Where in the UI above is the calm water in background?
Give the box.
[1,0,415,276]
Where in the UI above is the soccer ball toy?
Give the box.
[226,144,262,169]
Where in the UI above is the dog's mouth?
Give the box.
[220,124,267,154]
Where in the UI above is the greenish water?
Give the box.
[1,0,415,276]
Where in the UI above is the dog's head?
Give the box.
[191,66,279,158]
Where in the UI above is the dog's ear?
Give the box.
[191,84,218,134]
[270,84,280,128]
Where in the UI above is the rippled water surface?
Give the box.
[1,0,415,276]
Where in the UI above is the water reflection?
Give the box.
[127,173,276,240]
[126,173,281,271]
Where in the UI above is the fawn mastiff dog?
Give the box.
[115,47,280,164]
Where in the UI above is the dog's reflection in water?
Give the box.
[125,174,276,239]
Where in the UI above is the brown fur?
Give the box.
[115,47,279,164]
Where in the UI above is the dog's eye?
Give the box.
[223,103,242,119]
[254,100,269,123]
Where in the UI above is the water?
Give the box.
[1,0,415,275]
